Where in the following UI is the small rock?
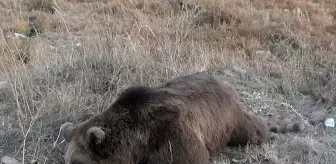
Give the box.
[324,118,335,128]
[1,156,20,164]
[14,33,27,38]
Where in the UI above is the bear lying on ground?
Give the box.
[60,73,270,164]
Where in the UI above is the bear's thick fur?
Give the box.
[60,73,270,164]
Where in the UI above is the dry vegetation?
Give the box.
[1,0,336,163]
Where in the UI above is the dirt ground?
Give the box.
[1,0,336,163]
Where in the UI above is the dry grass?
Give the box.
[25,0,55,14]
[1,0,336,163]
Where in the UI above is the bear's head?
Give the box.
[60,86,180,164]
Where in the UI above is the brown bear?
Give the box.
[60,73,270,164]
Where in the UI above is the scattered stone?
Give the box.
[324,118,335,128]
[14,33,27,38]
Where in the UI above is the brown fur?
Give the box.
[60,73,270,164]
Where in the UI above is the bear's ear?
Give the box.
[86,127,108,156]
[86,127,106,146]
[60,122,76,142]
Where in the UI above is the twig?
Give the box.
[281,102,309,124]
[168,141,173,164]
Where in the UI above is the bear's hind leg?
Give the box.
[227,112,269,146]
